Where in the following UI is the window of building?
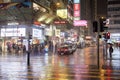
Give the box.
[113,15,120,17]
[114,20,120,24]
[108,1,120,5]
[108,7,120,11]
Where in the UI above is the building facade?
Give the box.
[107,0,120,33]
[107,0,120,42]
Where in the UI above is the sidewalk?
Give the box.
[111,48,120,59]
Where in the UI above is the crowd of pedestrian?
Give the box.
[0,40,56,54]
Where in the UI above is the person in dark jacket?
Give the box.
[109,44,113,58]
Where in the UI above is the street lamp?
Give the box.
[56,2,62,8]
[56,2,60,6]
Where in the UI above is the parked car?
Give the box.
[57,44,76,55]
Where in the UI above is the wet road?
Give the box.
[0,47,120,80]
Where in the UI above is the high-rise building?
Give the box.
[107,0,120,33]
[80,0,107,40]
[81,0,93,36]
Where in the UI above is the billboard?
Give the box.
[33,29,43,39]
[73,20,87,26]
[57,9,67,19]
[74,0,80,3]
[74,4,80,11]
[74,10,80,17]
[55,29,60,37]
[1,28,26,37]
[73,3,80,22]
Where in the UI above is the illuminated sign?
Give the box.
[74,17,80,20]
[34,21,41,25]
[1,28,26,37]
[73,20,87,26]
[3,0,11,3]
[55,29,60,37]
[73,4,80,20]
[57,9,67,19]
[74,10,80,17]
[7,22,19,25]
[85,36,92,39]
[72,0,81,24]
[33,29,43,39]
[74,4,80,11]
[74,0,80,3]
[54,21,67,24]
[45,15,56,24]
[44,28,52,36]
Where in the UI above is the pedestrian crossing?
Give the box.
[1,64,120,80]
[0,47,120,80]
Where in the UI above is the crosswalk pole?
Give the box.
[27,33,31,66]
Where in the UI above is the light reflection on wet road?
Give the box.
[0,47,120,80]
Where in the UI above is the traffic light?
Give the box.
[103,32,110,39]
[93,21,98,32]
[106,32,110,39]
[99,18,106,32]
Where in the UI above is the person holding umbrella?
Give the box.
[109,43,114,58]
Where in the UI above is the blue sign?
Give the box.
[74,0,80,3]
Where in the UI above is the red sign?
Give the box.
[74,4,80,11]
[34,21,41,25]
[74,10,80,17]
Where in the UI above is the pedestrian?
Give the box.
[109,44,113,58]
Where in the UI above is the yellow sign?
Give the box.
[57,9,67,19]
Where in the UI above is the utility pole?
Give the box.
[97,19,100,69]
[95,0,100,69]
[27,32,32,66]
